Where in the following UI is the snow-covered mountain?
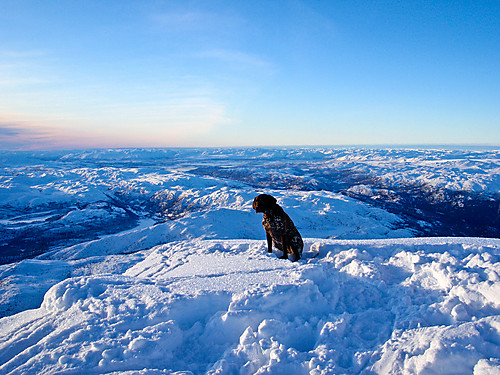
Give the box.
[0,147,499,374]
[2,147,499,264]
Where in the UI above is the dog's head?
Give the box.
[253,194,277,213]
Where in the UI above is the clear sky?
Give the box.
[0,1,499,149]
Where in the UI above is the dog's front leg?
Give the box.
[266,232,273,253]
[279,235,288,259]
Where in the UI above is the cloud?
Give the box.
[151,10,213,31]
[0,119,106,150]
[0,90,234,149]
[150,8,243,34]
[0,123,54,150]
[0,121,93,151]
[0,49,57,88]
[0,50,47,59]
[80,95,233,146]
[199,49,274,72]
[0,125,21,136]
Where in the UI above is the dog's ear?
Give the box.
[252,197,259,211]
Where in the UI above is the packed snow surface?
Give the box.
[1,237,499,374]
[0,147,499,374]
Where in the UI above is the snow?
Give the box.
[1,237,499,374]
[0,147,499,374]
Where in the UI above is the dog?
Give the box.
[253,194,303,261]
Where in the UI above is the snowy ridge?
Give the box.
[2,147,499,263]
[1,237,499,374]
[2,148,500,194]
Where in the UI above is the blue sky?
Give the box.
[0,1,499,149]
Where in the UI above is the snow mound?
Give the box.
[1,237,499,374]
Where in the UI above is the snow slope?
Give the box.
[0,147,499,374]
[0,236,499,374]
[0,189,411,318]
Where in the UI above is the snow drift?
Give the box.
[1,237,499,374]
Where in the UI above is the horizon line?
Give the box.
[1,143,500,153]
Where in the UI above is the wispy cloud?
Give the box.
[151,10,215,31]
[149,8,243,34]
[0,122,57,150]
[0,86,234,149]
[74,95,233,146]
[0,115,112,150]
[0,50,48,59]
[199,49,275,73]
[0,125,21,136]
[0,49,57,88]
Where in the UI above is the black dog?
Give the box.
[253,194,303,261]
